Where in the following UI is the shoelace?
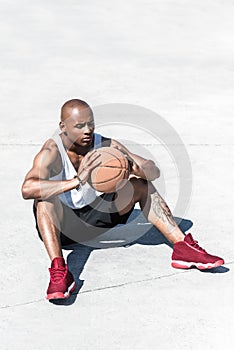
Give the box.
[190,239,207,253]
[49,267,66,282]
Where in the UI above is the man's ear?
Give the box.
[59,121,67,135]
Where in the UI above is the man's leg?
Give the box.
[115,178,224,269]
[35,198,76,300]
[115,177,184,244]
[35,197,63,260]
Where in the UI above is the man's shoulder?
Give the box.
[35,138,62,172]
[41,138,59,153]
[37,138,60,164]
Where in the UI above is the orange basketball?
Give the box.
[89,147,130,193]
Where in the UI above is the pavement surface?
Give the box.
[1,0,234,349]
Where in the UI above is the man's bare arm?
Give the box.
[110,139,160,181]
[22,140,101,200]
[21,140,80,200]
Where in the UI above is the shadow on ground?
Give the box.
[50,209,229,306]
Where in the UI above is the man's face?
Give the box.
[60,107,95,147]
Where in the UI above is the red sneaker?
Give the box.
[171,233,224,270]
[46,257,76,300]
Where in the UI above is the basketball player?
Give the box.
[21,99,224,301]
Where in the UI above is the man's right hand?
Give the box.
[77,150,101,185]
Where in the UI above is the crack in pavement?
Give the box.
[0,269,190,310]
[1,263,231,310]
[2,143,234,147]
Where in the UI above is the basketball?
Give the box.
[89,147,130,193]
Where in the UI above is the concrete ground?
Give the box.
[1,0,234,349]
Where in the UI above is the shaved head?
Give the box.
[61,99,92,121]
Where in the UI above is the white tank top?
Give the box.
[50,133,106,209]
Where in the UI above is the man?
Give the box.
[21,99,224,301]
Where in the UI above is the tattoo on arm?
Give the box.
[151,191,176,228]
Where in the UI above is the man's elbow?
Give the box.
[21,180,34,200]
[153,166,160,180]
[143,160,160,181]
[149,166,160,181]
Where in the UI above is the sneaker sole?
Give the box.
[171,259,224,270]
[46,282,76,300]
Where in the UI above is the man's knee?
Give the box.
[129,177,155,199]
[130,177,147,188]
[35,197,63,223]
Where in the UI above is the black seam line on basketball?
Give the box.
[92,172,127,184]
[97,150,128,167]
[98,165,127,169]
[98,152,121,160]
[92,168,128,183]
[98,150,121,156]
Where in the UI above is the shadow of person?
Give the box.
[77,209,194,250]
[123,212,194,249]
[50,209,228,305]
[49,244,94,306]
[200,266,229,273]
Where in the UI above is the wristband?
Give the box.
[73,175,82,190]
